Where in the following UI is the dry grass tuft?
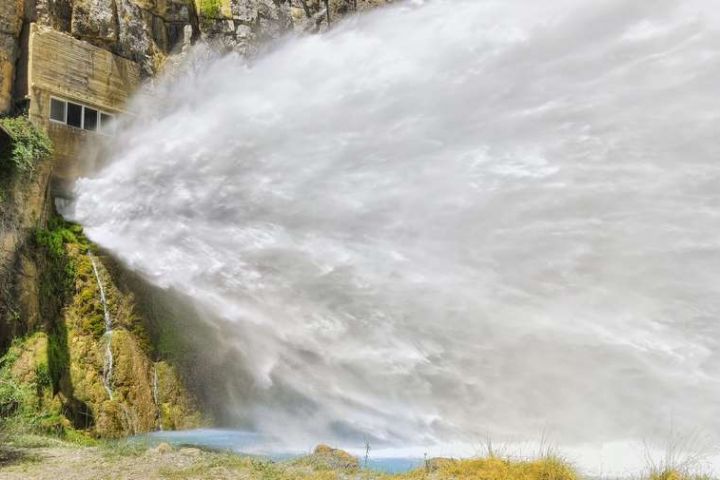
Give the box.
[647,468,713,480]
[397,456,577,480]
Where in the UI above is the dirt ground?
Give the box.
[0,436,370,480]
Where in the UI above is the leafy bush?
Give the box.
[0,116,53,172]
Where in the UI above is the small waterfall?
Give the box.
[89,253,113,400]
[152,363,163,431]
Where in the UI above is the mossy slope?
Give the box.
[0,219,202,438]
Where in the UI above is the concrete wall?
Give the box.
[27,24,141,179]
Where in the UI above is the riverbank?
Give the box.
[1,433,710,480]
[0,433,581,480]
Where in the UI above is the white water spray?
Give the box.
[68,0,720,471]
[90,253,114,400]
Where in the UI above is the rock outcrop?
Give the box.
[189,0,394,59]
[195,0,293,56]
[0,0,23,112]
[35,0,391,74]
[35,0,197,74]
[309,444,360,470]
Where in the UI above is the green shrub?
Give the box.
[0,116,52,172]
[199,0,221,16]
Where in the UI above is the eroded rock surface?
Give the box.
[0,0,23,112]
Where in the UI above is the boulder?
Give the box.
[149,442,174,455]
[311,444,359,470]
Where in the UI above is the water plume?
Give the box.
[67,0,720,463]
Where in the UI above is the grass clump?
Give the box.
[99,439,149,459]
[0,116,52,172]
[398,456,577,480]
[158,453,340,480]
[648,468,713,480]
[62,427,99,447]
[5,433,65,449]
[198,0,221,18]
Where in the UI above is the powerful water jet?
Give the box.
[65,0,720,473]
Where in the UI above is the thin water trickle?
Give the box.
[89,253,114,401]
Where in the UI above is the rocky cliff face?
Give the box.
[33,0,391,74]
[0,119,53,348]
[196,0,391,56]
[38,0,197,74]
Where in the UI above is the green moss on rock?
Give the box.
[154,361,202,430]
[1,217,202,439]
